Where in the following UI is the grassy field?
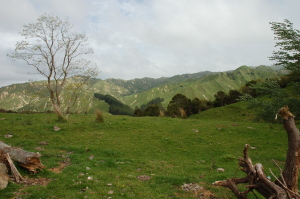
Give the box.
[0,102,293,198]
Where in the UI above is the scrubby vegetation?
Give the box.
[95,109,104,123]
[132,72,300,123]
[241,77,300,122]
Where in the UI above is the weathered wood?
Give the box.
[0,163,8,190]
[0,141,45,173]
[213,178,249,199]
[213,106,300,199]
[5,153,24,183]
[277,106,300,194]
[255,164,287,199]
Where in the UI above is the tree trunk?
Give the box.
[213,106,300,198]
[278,106,300,194]
[0,141,45,173]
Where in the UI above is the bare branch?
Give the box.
[7,13,98,117]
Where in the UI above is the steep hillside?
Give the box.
[0,83,34,110]
[106,71,215,94]
[121,65,283,108]
[0,78,130,113]
[0,65,284,112]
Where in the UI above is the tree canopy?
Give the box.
[8,14,98,120]
[270,19,300,78]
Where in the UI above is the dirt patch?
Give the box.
[137,175,151,181]
[12,176,54,199]
[180,182,216,198]
[49,155,71,173]
[49,161,70,173]
[22,176,53,186]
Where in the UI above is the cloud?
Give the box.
[86,0,300,78]
[1,0,300,87]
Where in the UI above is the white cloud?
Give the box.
[1,0,300,87]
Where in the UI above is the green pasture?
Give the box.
[0,103,292,198]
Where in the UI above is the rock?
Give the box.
[88,155,94,160]
[182,183,215,198]
[54,126,61,131]
[217,168,225,172]
[4,133,13,138]
[182,183,202,192]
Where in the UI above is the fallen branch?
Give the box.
[269,169,295,199]
[213,106,300,198]
[5,153,24,183]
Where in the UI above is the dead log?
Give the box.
[213,106,300,199]
[0,141,45,173]
[0,162,9,190]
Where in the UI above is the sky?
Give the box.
[1,0,300,88]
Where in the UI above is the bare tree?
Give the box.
[8,13,98,120]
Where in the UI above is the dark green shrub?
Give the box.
[144,105,160,117]
[166,94,192,117]
[134,107,143,117]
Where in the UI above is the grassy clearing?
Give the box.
[0,103,292,198]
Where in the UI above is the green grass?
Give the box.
[0,104,293,198]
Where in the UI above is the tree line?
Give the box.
[94,74,296,119]
[132,71,300,121]
[94,93,134,116]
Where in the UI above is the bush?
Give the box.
[166,94,192,117]
[244,78,300,122]
[109,104,133,116]
[95,109,104,123]
[143,105,160,117]
[134,107,143,117]
[140,97,164,111]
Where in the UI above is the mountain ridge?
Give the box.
[0,65,286,113]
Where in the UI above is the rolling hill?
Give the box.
[0,65,285,113]
[120,65,284,108]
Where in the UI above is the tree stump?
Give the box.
[213,106,300,199]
